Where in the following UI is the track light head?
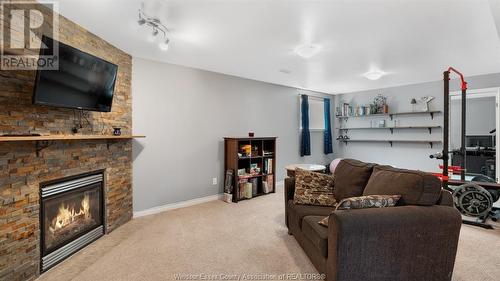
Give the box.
[159,38,170,51]
[152,28,159,36]
[138,18,146,25]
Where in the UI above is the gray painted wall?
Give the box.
[132,58,335,212]
[333,73,500,172]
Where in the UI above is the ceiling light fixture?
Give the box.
[138,4,171,51]
[294,44,322,59]
[158,38,170,51]
[364,70,386,80]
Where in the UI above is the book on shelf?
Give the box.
[263,175,274,193]
[250,178,258,196]
[264,158,273,174]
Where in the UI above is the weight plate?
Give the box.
[452,183,493,217]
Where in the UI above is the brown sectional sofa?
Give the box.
[285,159,461,281]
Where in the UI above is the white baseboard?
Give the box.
[133,193,222,218]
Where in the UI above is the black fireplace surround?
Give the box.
[40,170,105,272]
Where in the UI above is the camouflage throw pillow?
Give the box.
[318,195,401,227]
[336,194,401,210]
[293,169,336,206]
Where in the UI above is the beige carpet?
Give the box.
[39,185,500,281]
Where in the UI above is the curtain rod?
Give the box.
[299,94,330,100]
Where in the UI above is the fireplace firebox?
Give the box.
[40,171,105,272]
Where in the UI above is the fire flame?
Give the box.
[49,194,91,233]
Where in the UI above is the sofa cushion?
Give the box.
[333,159,376,201]
[293,169,336,206]
[302,216,329,258]
[287,200,334,228]
[363,165,442,206]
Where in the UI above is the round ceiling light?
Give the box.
[364,70,385,80]
[294,44,322,59]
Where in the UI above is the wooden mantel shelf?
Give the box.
[0,135,145,156]
[0,135,145,142]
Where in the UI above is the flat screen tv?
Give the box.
[33,36,118,112]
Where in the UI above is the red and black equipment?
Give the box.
[442,67,468,189]
[437,67,500,229]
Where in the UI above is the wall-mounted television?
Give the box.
[33,36,118,112]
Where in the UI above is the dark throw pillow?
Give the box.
[363,165,441,206]
[293,169,336,207]
[333,159,376,201]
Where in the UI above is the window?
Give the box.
[299,96,325,131]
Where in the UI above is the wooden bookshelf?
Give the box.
[224,137,277,202]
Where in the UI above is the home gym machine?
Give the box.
[431,67,500,229]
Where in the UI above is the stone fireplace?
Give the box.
[0,4,133,280]
[40,171,105,272]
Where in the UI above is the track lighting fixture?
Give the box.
[137,3,171,51]
[159,38,170,51]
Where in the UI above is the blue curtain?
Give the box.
[300,95,311,156]
[323,98,333,154]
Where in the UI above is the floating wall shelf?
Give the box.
[336,110,442,121]
[337,139,442,148]
[337,126,442,134]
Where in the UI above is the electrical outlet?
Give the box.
[212,177,217,185]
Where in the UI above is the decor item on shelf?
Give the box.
[249,163,259,174]
[251,145,259,156]
[373,94,388,114]
[365,105,371,115]
[137,2,171,51]
[415,96,435,112]
[248,132,254,137]
[411,98,417,112]
[113,127,122,136]
[237,169,246,176]
[240,144,252,157]
[335,106,342,117]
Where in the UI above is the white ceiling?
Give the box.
[58,0,500,94]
